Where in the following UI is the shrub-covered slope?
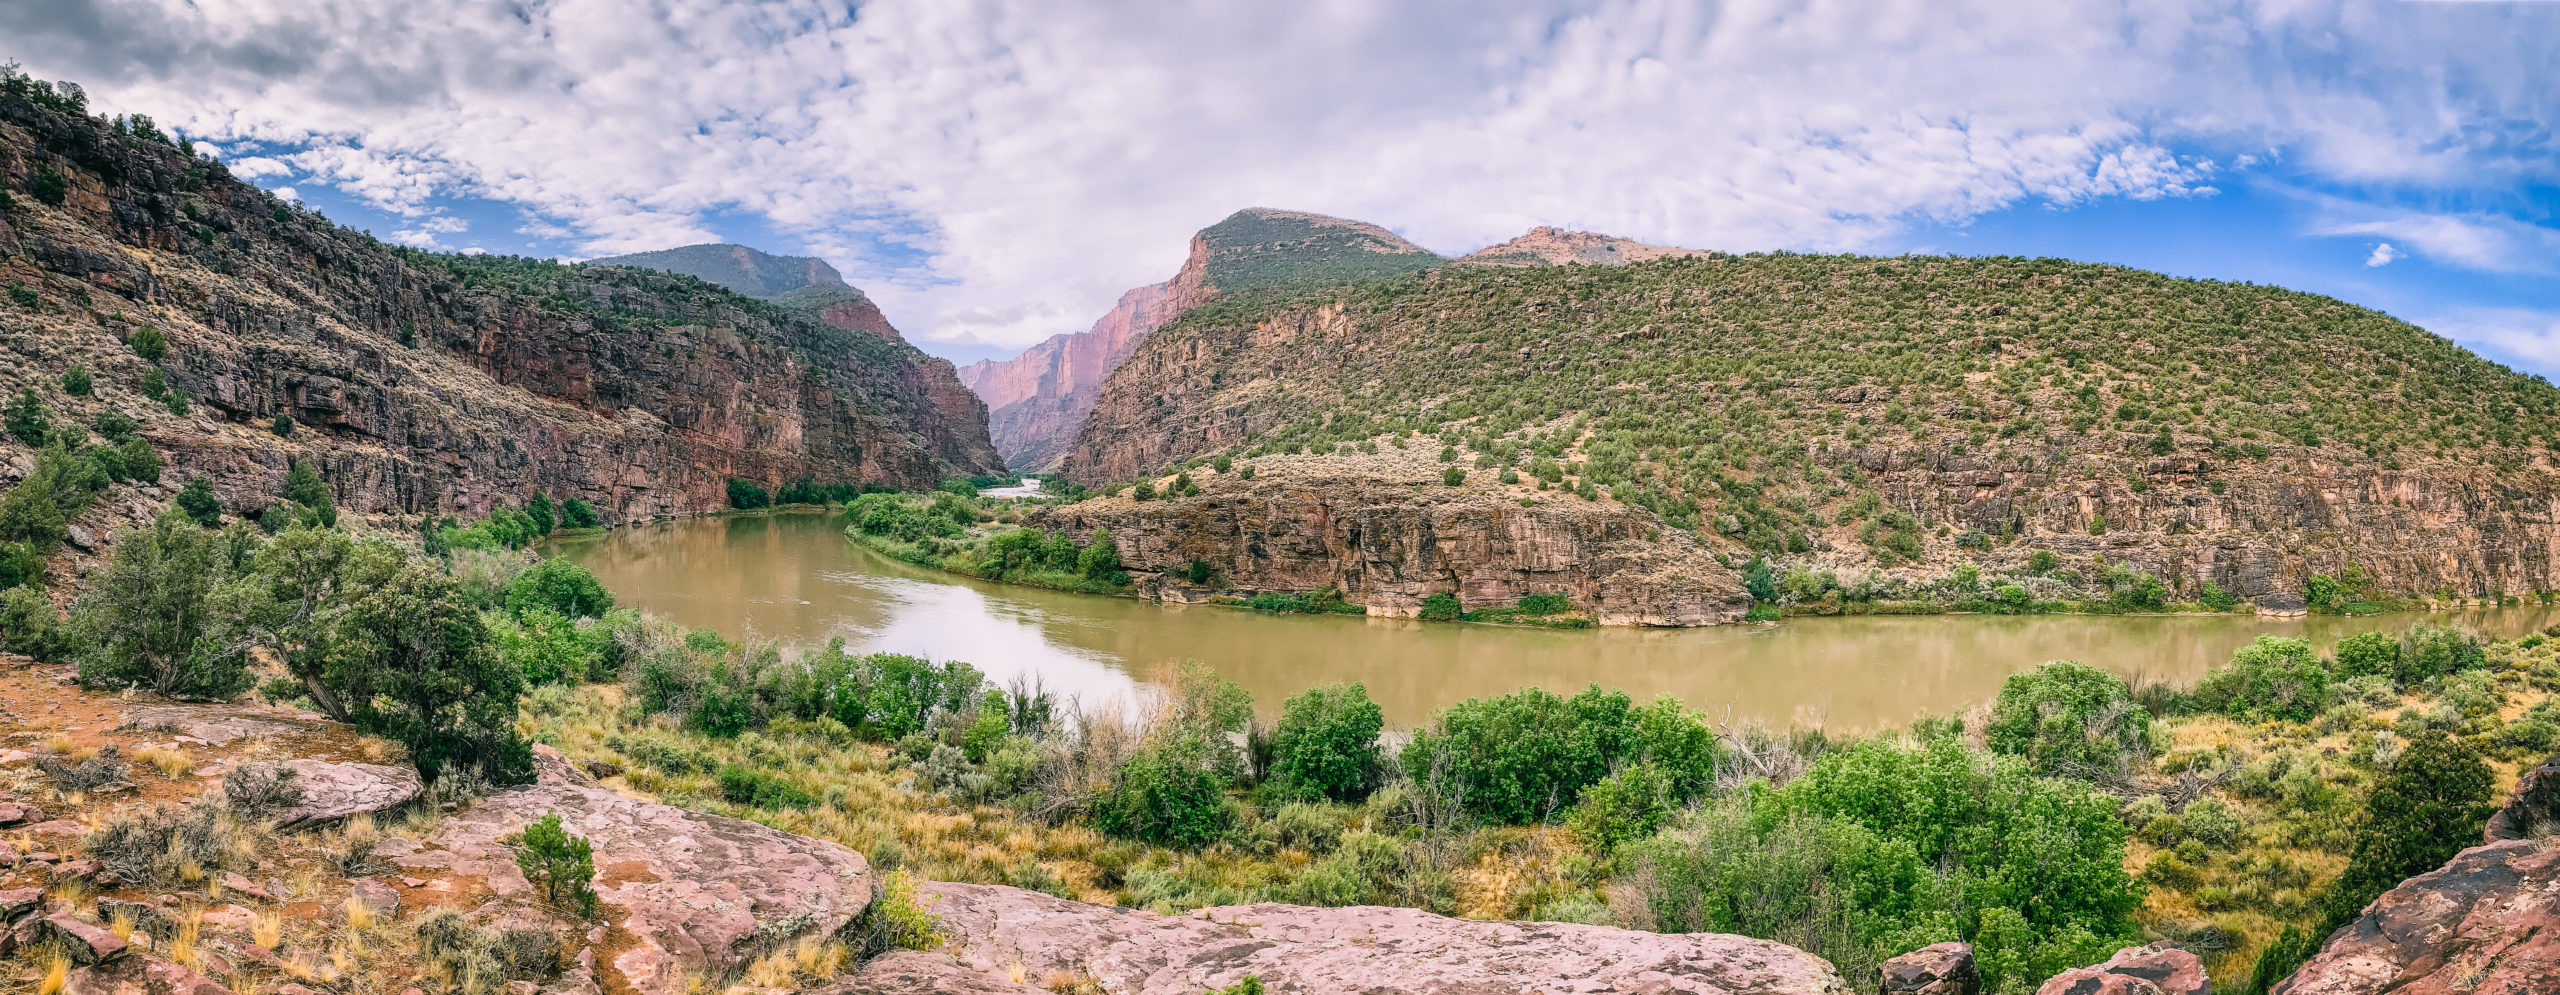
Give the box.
[0,72,997,528]
[1063,252,2560,608]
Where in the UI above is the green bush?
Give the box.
[504,558,615,619]
[335,561,535,785]
[1568,763,1673,851]
[1270,682,1384,801]
[0,585,67,658]
[514,812,598,917]
[2332,631,2399,681]
[560,498,600,529]
[2395,625,2484,684]
[526,493,555,536]
[726,478,771,509]
[1417,592,1462,621]
[1094,733,1235,848]
[61,364,91,396]
[128,325,168,360]
[2191,636,2333,721]
[716,764,816,809]
[1984,661,2153,775]
[1399,686,1717,825]
[4,388,47,444]
[849,870,945,956]
[282,459,336,528]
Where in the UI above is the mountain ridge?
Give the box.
[0,84,997,531]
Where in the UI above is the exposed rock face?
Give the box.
[2036,942,2207,995]
[903,880,1852,994]
[0,96,997,532]
[403,783,869,995]
[1461,226,1710,267]
[2484,751,2560,842]
[1882,942,1979,995]
[269,760,422,830]
[1026,453,1749,624]
[823,951,1047,995]
[959,207,1446,472]
[960,283,1176,472]
[2273,838,2560,995]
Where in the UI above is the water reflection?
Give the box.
[553,512,2560,731]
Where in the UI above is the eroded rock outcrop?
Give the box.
[0,95,997,534]
[269,760,422,830]
[887,880,1852,994]
[1882,942,1979,995]
[2273,838,2560,995]
[400,783,872,995]
[1027,452,1749,624]
[2484,751,2560,842]
[2036,941,2206,995]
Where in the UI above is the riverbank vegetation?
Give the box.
[488,603,2557,993]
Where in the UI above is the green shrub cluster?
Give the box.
[1400,686,1721,825]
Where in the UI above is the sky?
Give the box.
[2,1,2553,373]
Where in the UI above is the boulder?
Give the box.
[0,887,40,923]
[2483,751,2560,842]
[2037,942,2207,995]
[349,878,401,917]
[37,912,128,965]
[272,760,424,829]
[2273,838,2559,994]
[0,801,39,826]
[406,784,870,995]
[64,951,232,995]
[1883,942,1979,995]
[916,881,1853,994]
[531,744,595,787]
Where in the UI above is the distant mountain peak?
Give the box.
[1460,227,1709,267]
[587,243,852,299]
[1189,207,1445,293]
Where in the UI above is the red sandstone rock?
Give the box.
[2483,751,2560,842]
[2036,942,2206,995]
[2273,838,2560,995]
[64,951,232,995]
[407,784,870,995]
[1882,942,1979,995]
[272,759,422,830]
[909,880,1852,994]
[38,912,128,964]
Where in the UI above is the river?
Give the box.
[549,511,2560,731]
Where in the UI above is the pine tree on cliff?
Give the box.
[283,459,337,528]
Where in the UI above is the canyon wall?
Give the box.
[0,90,997,527]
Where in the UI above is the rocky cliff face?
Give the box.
[0,92,997,527]
[1060,253,2560,614]
[959,282,1176,471]
[957,207,1448,471]
[1026,448,1749,623]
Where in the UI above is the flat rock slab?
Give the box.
[271,760,423,829]
[116,704,315,746]
[2039,942,2205,995]
[410,784,870,995]
[821,951,1049,994]
[2275,838,2560,995]
[919,881,1853,994]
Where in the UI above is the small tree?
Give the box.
[76,510,248,699]
[1443,467,1466,486]
[270,413,295,437]
[2323,730,2495,924]
[1270,682,1384,801]
[61,364,91,396]
[175,476,223,526]
[1094,733,1234,848]
[1078,528,1124,581]
[128,326,169,361]
[560,497,599,529]
[515,812,598,917]
[337,562,534,784]
[5,388,48,444]
[282,459,337,528]
[526,492,555,536]
[504,558,615,619]
[1418,592,1461,621]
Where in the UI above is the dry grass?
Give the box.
[37,954,67,995]
[252,908,284,949]
[133,745,193,778]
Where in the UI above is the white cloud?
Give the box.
[269,186,299,203]
[1,0,2553,349]
[2365,242,2406,267]
[2424,307,2560,370]
[2309,197,2560,274]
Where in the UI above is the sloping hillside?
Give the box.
[958,208,1444,471]
[1060,252,2560,612]
[0,72,997,530]
[587,242,913,343]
